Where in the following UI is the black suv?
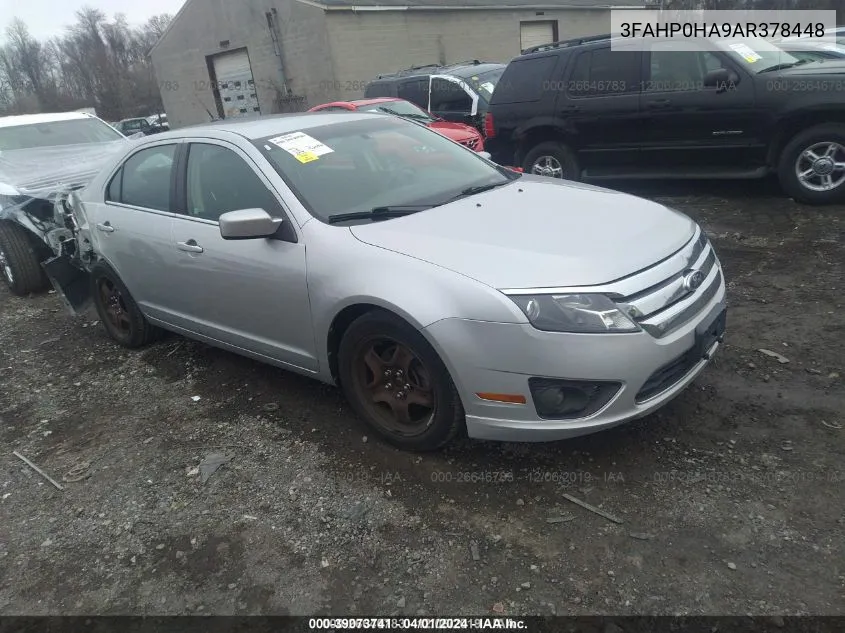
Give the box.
[484,34,845,204]
[365,61,506,132]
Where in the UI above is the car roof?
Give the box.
[152,112,388,140]
[374,61,504,81]
[0,111,94,129]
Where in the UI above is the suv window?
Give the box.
[364,81,392,98]
[397,79,429,108]
[185,143,281,222]
[430,78,472,112]
[568,47,639,96]
[113,145,176,211]
[648,44,729,91]
[491,55,558,104]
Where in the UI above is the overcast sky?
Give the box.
[0,0,186,40]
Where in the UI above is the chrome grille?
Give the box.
[615,226,722,338]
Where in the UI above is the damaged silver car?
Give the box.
[0,112,137,296]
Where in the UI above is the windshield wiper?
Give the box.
[760,59,810,73]
[327,205,430,224]
[437,181,511,206]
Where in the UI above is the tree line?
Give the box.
[0,7,172,122]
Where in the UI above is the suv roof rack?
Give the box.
[522,33,615,55]
[375,59,490,79]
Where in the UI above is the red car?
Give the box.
[308,98,485,153]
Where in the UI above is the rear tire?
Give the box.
[0,221,48,296]
[90,261,159,348]
[522,141,580,180]
[778,124,845,205]
[337,310,464,451]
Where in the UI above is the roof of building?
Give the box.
[0,112,93,129]
[151,0,646,56]
[299,0,646,7]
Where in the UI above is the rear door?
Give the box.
[95,142,180,320]
[638,41,760,172]
[556,45,645,174]
[396,78,431,112]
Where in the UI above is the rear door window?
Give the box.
[430,78,472,112]
[114,144,177,211]
[567,47,641,97]
[491,55,560,104]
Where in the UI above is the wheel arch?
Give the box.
[767,110,845,168]
[514,123,575,167]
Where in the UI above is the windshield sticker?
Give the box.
[471,75,479,81]
[268,132,334,164]
[728,43,762,63]
[480,81,496,93]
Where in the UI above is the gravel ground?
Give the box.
[0,179,843,616]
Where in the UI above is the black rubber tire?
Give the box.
[778,124,845,205]
[0,221,49,296]
[337,310,465,452]
[90,261,159,349]
[522,141,580,180]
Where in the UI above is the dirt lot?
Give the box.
[0,179,843,616]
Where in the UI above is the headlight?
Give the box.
[507,293,640,333]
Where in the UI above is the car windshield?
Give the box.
[714,38,802,72]
[0,117,124,150]
[254,117,517,224]
[357,100,434,122]
[464,68,505,101]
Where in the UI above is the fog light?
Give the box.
[528,378,621,420]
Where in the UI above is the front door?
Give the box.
[638,42,760,172]
[166,140,317,372]
[428,76,479,127]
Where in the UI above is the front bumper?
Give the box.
[424,277,726,442]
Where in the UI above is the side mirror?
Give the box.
[703,68,738,93]
[478,151,492,160]
[219,208,283,240]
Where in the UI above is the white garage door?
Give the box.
[212,49,261,119]
[520,21,556,52]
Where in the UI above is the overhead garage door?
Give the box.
[520,21,557,52]
[212,49,261,119]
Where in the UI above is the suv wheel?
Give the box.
[778,124,845,205]
[0,221,49,296]
[523,142,579,180]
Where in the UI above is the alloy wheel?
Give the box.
[352,337,436,436]
[795,141,845,192]
[98,278,132,336]
[531,155,564,179]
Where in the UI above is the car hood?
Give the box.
[428,121,479,142]
[0,140,132,201]
[349,176,696,289]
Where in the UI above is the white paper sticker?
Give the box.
[480,81,496,93]
[268,132,334,164]
[728,43,762,63]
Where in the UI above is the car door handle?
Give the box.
[561,105,582,113]
[646,99,671,110]
[96,222,115,233]
[177,240,204,254]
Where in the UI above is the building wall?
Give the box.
[323,8,612,100]
[151,0,337,128]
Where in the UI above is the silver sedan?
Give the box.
[61,112,727,451]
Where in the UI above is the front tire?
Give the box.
[778,124,845,205]
[337,310,464,451]
[522,141,580,180]
[90,262,159,348]
[0,221,49,296]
